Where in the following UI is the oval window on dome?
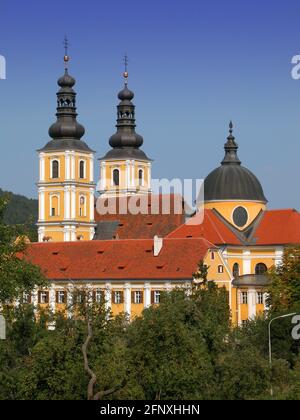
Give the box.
[233,207,248,227]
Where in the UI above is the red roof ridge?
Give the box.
[205,210,227,244]
[264,208,299,213]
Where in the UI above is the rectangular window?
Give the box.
[133,291,143,304]
[76,292,86,304]
[56,291,66,304]
[94,290,103,304]
[39,291,49,304]
[23,292,31,304]
[114,291,123,304]
[218,265,224,274]
[154,291,161,304]
[211,251,215,260]
[241,292,248,305]
[257,292,264,305]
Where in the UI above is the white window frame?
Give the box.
[40,291,49,304]
[241,292,248,305]
[114,291,122,304]
[154,291,161,304]
[134,291,142,304]
[257,292,264,305]
[95,290,103,304]
[218,265,224,274]
[57,291,66,304]
[23,292,31,304]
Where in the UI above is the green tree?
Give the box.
[127,284,230,400]
[0,196,46,304]
[268,246,300,313]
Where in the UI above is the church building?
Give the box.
[23,52,300,326]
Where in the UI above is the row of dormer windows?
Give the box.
[21,290,161,305]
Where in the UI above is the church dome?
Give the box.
[204,122,267,203]
[58,70,76,88]
[118,86,134,101]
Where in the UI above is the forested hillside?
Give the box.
[0,188,38,241]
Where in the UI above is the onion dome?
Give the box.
[204,122,267,203]
[100,62,151,161]
[39,48,93,153]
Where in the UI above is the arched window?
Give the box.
[79,160,85,179]
[233,263,240,278]
[79,196,86,217]
[255,263,268,275]
[113,169,120,187]
[50,195,59,217]
[52,160,59,179]
[138,169,144,186]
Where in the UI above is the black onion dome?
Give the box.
[57,69,76,88]
[48,118,85,139]
[109,131,143,148]
[118,86,134,101]
[100,80,151,161]
[39,67,93,153]
[204,122,267,203]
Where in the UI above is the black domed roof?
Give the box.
[58,69,76,88]
[39,66,94,154]
[118,86,134,101]
[100,78,151,162]
[204,123,267,203]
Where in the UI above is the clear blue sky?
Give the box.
[0,0,300,209]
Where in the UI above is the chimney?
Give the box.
[154,235,163,257]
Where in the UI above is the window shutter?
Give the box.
[140,291,144,304]
[120,291,124,304]
[131,291,135,304]
[112,291,116,304]
[38,291,41,304]
[63,292,66,304]
[151,291,155,305]
[56,291,59,303]
[92,291,96,302]
[46,292,49,304]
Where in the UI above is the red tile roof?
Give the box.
[254,209,300,245]
[94,194,185,239]
[24,238,212,281]
[167,208,300,246]
[167,209,241,245]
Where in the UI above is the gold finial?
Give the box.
[123,53,129,84]
[63,36,70,69]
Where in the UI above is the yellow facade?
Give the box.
[204,195,281,325]
[204,201,266,230]
[37,150,96,242]
[99,159,151,196]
